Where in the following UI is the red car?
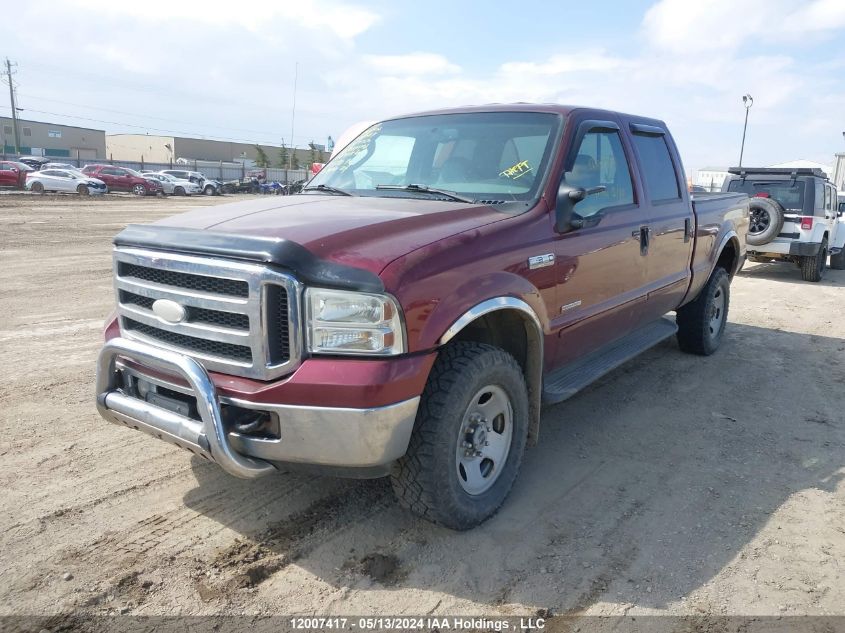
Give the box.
[0,161,32,189]
[81,164,162,196]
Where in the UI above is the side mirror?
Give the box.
[555,183,607,232]
[839,201,845,217]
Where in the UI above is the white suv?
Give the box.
[723,167,845,281]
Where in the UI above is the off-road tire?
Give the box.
[801,238,828,282]
[676,267,730,356]
[830,246,845,270]
[390,342,529,530]
[747,197,785,246]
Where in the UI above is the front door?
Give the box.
[551,118,650,367]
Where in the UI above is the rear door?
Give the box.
[552,115,651,366]
[627,122,694,316]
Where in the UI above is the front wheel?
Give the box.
[76,184,90,196]
[132,184,147,196]
[204,185,215,196]
[676,267,730,356]
[31,182,44,194]
[390,342,529,530]
[801,238,828,282]
[831,245,845,270]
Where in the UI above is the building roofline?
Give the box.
[0,116,105,133]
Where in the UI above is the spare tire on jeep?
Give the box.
[747,197,785,246]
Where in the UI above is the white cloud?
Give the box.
[642,0,845,54]
[500,51,630,76]
[363,53,460,75]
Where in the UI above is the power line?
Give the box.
[0,103,294,148]
[15,91,298,141]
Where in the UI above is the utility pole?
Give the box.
[289,61,298,170]
[4,58,20,155]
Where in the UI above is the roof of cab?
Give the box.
[383,102,668,129]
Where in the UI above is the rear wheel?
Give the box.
[801,238,828,282]
[676,267,730,356]
[390,342,529,530]
[31,182,44,194]
[132,183,147,196]
[76,184,90,196]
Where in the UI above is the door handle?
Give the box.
[637,226,650,256]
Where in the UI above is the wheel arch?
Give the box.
[438,297,543,445]
[715,230,742,277]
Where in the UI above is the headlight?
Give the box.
[306,288,405,356]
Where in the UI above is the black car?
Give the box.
[17,156,51,170]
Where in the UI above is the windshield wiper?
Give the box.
[303,184,355,196]
[375,183,474,203]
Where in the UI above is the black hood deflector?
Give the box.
[114,224,385,293]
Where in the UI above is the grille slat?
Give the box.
[124,318,253,362]
[120,291,250,330]
[118,262,249,297]
[114,250,298,380]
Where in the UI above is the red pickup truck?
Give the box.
[96,105,749,529]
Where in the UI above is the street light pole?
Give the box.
[739,94,753,167]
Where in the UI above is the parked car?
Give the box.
[42,162,78,171]
[95,104,749,530]
[723,167,845,280]
[142,173,201,196]
[26,168,107,195]
[0,160,33,188]
[81,164,161,196]
[159,169,222,195]
[17,156,51,170]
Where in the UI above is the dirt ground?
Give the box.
[0,193,843,623]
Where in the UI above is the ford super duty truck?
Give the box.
[96,105,749,529]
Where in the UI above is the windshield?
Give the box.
[727,179,805,211]
[309,111,562,204]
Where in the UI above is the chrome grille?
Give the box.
[114,247,302,380]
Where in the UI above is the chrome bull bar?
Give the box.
[96,337,275,479]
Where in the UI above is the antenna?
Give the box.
[289,62,298,170]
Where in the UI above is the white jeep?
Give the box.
[723,167,845,281]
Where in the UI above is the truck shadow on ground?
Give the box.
[183,322,845,614]
[738,261,845,287]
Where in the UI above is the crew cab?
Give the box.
[95,105,749,529]
[723,167,845,280]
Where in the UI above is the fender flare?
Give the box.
[715,229,742,276]
[438,296,544,445]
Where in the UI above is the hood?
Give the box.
[153,194,514,275]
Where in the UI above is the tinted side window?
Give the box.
[565,130,634,217]
[632,133,680,201]
[824,185,832,211]
[815,181,825,213]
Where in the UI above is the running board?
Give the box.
[542,317,678,405]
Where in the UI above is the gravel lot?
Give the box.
[1,194,843,624]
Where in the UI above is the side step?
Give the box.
[542,317,678,405]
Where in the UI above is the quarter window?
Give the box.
[632,132,680,201]
[564,129,634,217]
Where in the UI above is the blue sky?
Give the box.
[2,0,844,174]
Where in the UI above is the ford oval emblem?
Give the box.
[152,299,188,324]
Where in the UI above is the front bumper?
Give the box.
[96,337,420,478]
